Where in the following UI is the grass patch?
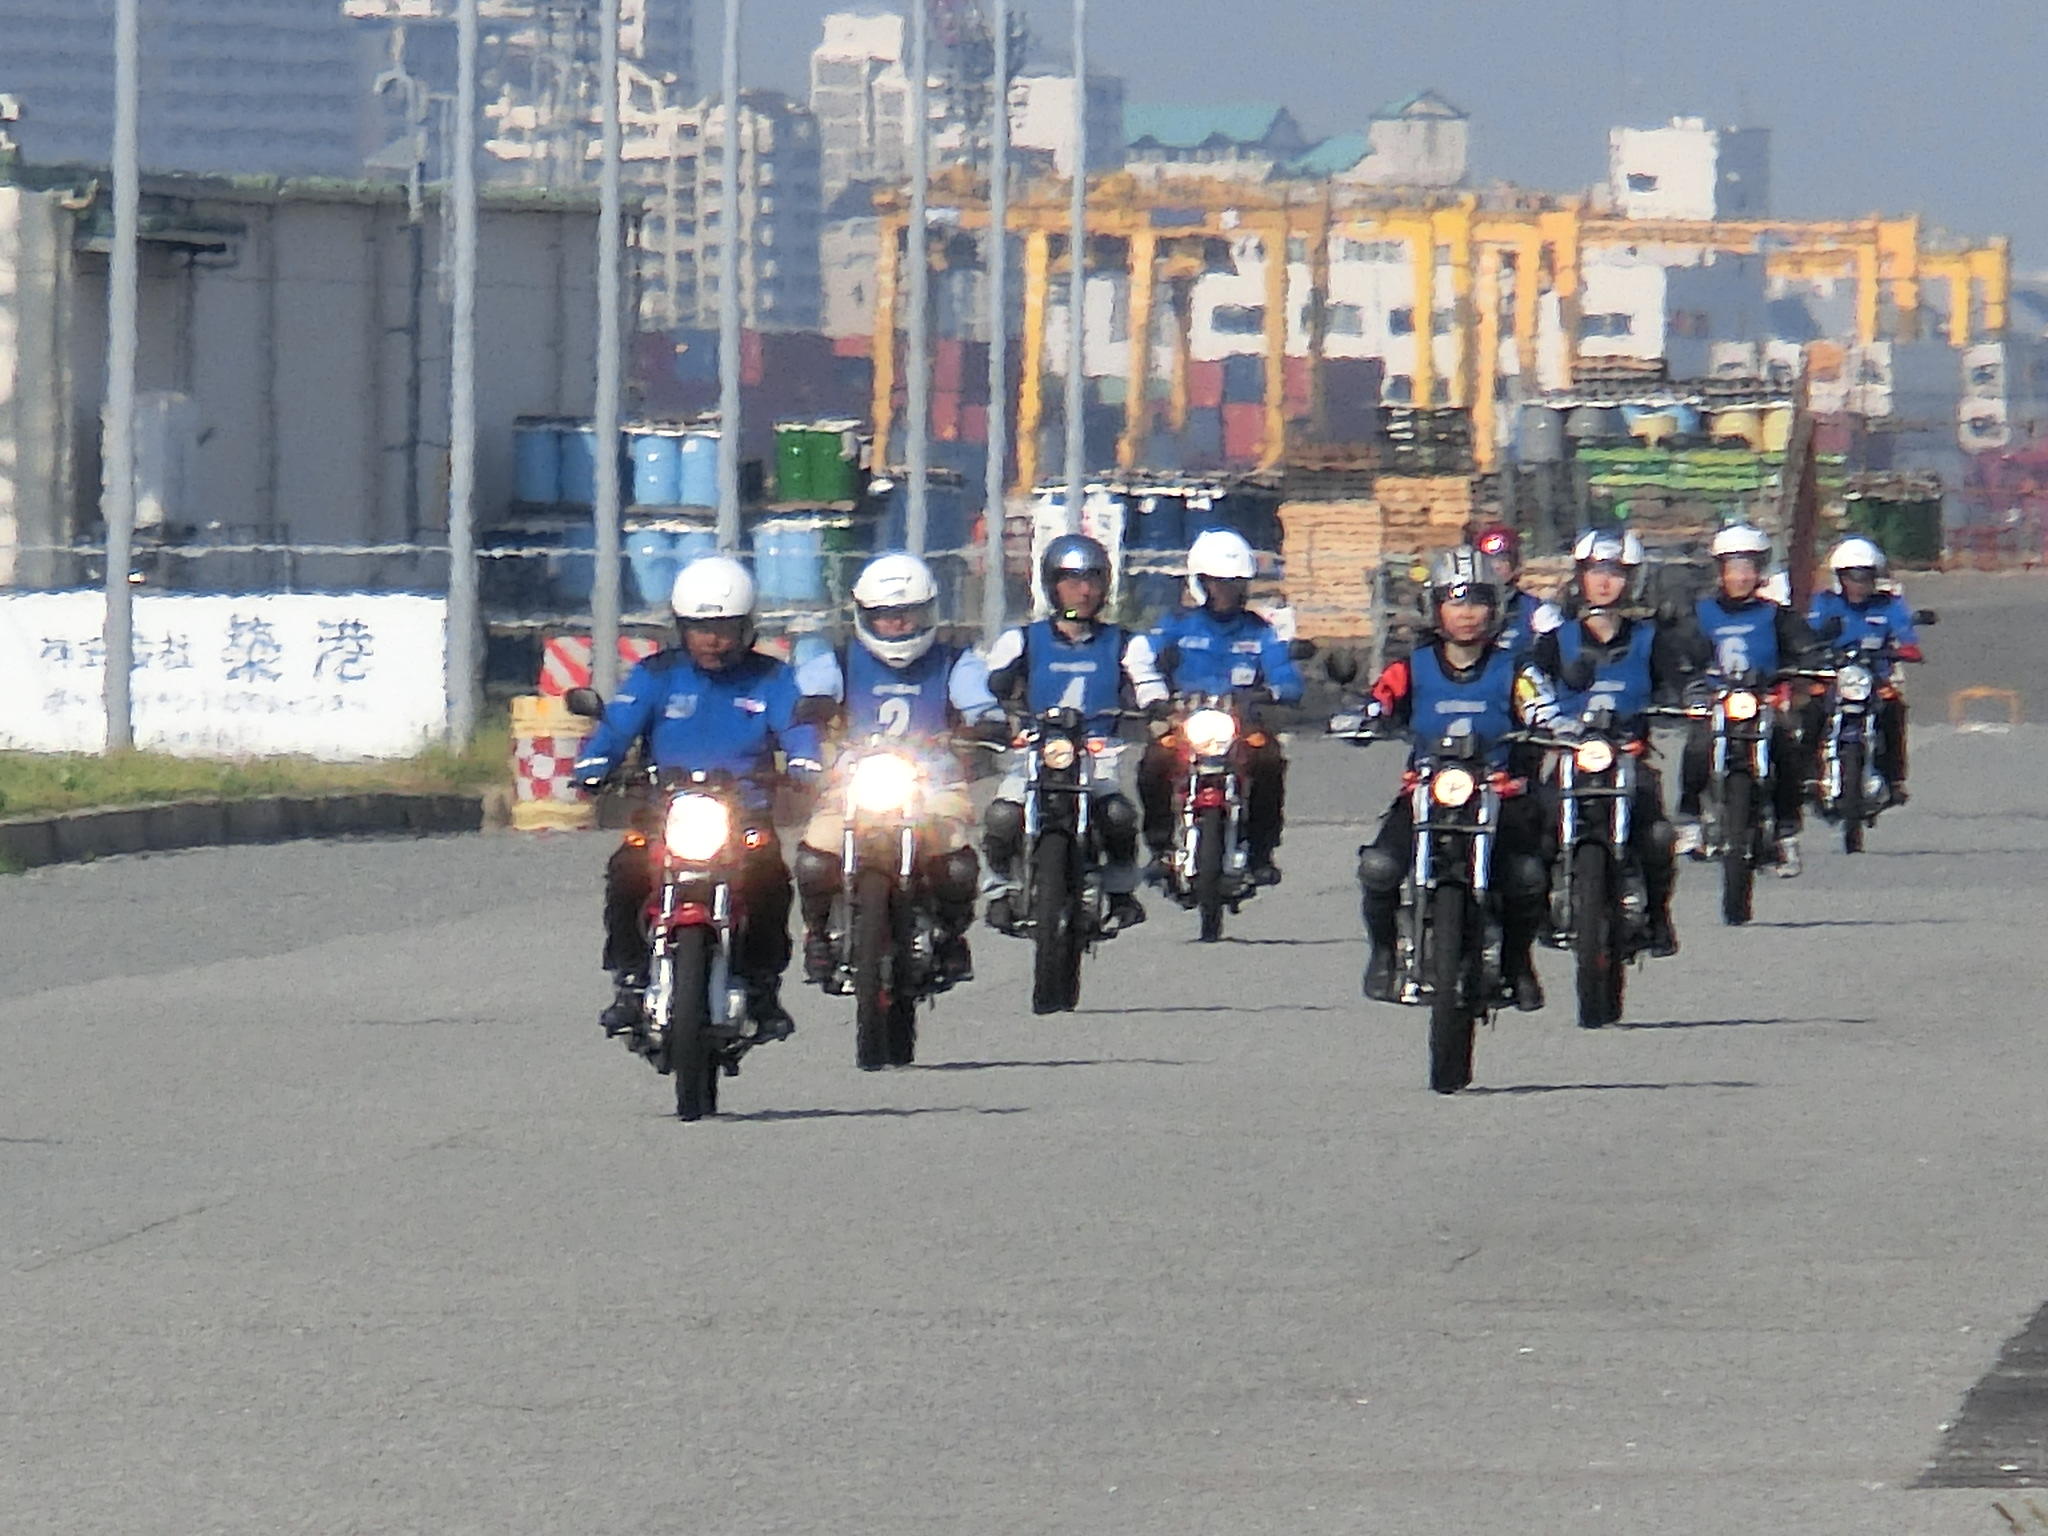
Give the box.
[0,718,511,820]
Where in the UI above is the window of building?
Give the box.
[1432,307,1456,336]
[1669,309,1709,338]
[1388,307,1415,336]
[1626,172,1659,193]
[1326,303,1365,336]
[1287,235,1308,263]
[1385,374,1414,403]
[1211,304,1266,335]
[1578,312,1635,339]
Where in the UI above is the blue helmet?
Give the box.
[1040,533,1112,618]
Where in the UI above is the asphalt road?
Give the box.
[7,656,2048,1533]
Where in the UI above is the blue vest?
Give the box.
[1696,596,1779,678]
[843,641,958,739]
[1497,590,1545,659]
[1024,619,1127,733]
[1557,619,1655,728]
[1410,644,1518,768]
[1808,591,1913,677]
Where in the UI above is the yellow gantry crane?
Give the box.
[868,169,2010,485]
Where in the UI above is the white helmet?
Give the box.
[670,554,757,623]
[1710,523,1772,562]
[1828,536,1887,588]
[1571,527,1645,604]
[851,552,941,668]
[1185,527,1257,606]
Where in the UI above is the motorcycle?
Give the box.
[1001,706,1144,1016]
[1663,673,1782,927]
[1542,702,1656,1029]
[567,687,775,1122]
[1328,696,1528,1095]
[1810,609,1936,854]
[1157,693,1260,943]
[826,737,949,1071]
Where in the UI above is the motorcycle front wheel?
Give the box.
[1193,807,1226,943]
[1839,740,1866,855]
[1429,883,1477,1094]
[1572,843,1620,1029]
[1031,831,1084,1015]
[1720,771,1756,927]
[665,926,718,1120]
[852,868,918,1071]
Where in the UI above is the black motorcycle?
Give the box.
[1543,704,1655,1029]
[1810,609,1936,854]
[1666,674,1781,927]
[567,688,772,1121]
[1002,706,1142,1015]
[827,738,946,1071]
[1328,703,1525,1095]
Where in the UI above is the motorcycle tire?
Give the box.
[1428,884,1476,1095]
[852,868,919,1071]
[1839,740,1865,855]
[1721,771,1755,927]
[666,926,718,1121]
[1572,844,1620,1029]
[1194,808,1226,943]
[1031,831,1082,1015]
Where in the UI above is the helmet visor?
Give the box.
[860,600,936,641]
[1433,580,1500,612]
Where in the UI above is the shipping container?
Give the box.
[1222,354,1265,405]
[1222,401,1266,463]
[1189,359,1225,411]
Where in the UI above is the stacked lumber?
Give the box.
[1280,475,1477,637]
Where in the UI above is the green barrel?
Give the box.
[775,424,813,503]
[807,419,865,504]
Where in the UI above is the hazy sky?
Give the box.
[726,0,2048,271]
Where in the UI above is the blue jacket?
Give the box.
[1150,606,1304,703]
[573,648,823,809]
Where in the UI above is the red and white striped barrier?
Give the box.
[539,634,663,696]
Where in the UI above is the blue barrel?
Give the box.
[1130,494,1188,553]
[628,426,683,507]
[558,422,599,505]
[556,519,597,605]
[624,525,678,610]
[753,518,828,603]
[514,417,563,503]
[678,430,720,507]
[673,528,718,568]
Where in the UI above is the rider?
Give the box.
[791,553,1005,992]
[1138,528,1304,886]
[1350,546,1562,1010]
[982,532,1167,934]
[1675,523,1823,875]
[1806,535,1923,804]
[1528,528,1687,957]
[1472,521,1563,658]
[573,554,823,1041]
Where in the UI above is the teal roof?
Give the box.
[1287,132,1370,177]
[1124,103,1288,150]
[1373,88,1468,121]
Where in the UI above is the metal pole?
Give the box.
[101,0,139,750]
[445,0,480,745]
[715,0,742,554]
[592,0,624,696]
[904,0,931,554]
[980,0,1010,645]
[1061,0,1087,534]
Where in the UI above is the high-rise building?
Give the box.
[0,0,378,176]
[810,11,911,202]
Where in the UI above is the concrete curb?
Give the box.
[0,792,484,872]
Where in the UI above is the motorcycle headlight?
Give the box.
[848,751,921,814]
[1431,766,1477,808]
[1182,707,1238,756]
[1836,664,1874,703]
[1041,737,1077,770]
[663,794,731,862]
[1723,690,1761,722]
[1574,739,1616,773]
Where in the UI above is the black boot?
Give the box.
[1503,945,1545,1012]
[1649,904,1679,958]
[599,972,645,1038]
[1363,910,1398,1002]
[802,928,837,989]
[745,978,795,1042]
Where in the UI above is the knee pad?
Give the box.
[792,843,842,900]
[983,798,1023,848]
[1096,793,1140,837]
[925,846,980,905]
[1503,853,1551,899]
[1357,846,1404,893]
[1645,818,1677,857]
